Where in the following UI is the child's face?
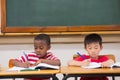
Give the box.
[34,40,50,58]
[85,42,103,59]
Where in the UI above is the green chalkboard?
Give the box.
[1,0,120,33]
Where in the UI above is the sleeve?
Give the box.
[74,54,88,61]
[99,56,109,62]
[45,52,59,60]
[15,53,28,63]
[74,56,84,61]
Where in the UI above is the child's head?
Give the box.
[84,33,103,59]
[34,34,51,58]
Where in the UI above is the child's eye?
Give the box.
[34,47,37,49]
[88,48,92,49]
[95,47,98,49]
[40,47,43,49]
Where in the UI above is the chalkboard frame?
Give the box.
[1,0,120,33]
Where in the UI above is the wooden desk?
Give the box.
[0,68,59,80]
[61,66,120,80]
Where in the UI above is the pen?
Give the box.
[77,52,86,60]
[23,51,28,61]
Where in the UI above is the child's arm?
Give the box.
[68,59,90,67]
[33,59,61,66]
[101,59,114,67]
[12,59,30,68]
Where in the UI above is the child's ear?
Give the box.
[84,46,87,50]
[84,47,87,51]
[101,45,103,50]
[47,45,51,50]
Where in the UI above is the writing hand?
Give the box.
[22,62,30,68]
[82,59,91,66]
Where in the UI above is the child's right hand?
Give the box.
[13,60,30,68]
[82,59,91,66]
[22,62,30,68]
[68,59,91,67]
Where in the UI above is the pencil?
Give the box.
[77,52,86,60]
[23,51,28,61]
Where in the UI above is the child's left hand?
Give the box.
[101,59,114,67]
[32,59,43,66]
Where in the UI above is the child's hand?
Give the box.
[22,62,30,68]
[101,62,110,67]
[101,59,114,67]
[33,59,43,66]
[82,59,91,66]
[68,59,90,67]
[13,59,30,68]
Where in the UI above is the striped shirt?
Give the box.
[16,52,59,65]
[16,52,59,80]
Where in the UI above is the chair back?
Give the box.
[8,59,14,68]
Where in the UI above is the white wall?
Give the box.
[0,43,120,80]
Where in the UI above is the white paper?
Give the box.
[36,63,59,69]
[82,62,120,69]
[8,63,59,71]
[81,62,101,69]
[110,62,120,68]
[8,66,28,71]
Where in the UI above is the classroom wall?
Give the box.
[0,42,120,80]
[0,1,120,80]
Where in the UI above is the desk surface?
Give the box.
[0,67,59,79]
[61,66,120,74]
[61,66,120,80]
[0,70,60,75]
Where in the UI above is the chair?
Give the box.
[8,59,15,80]
[73,54,116,80]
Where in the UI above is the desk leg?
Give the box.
[112,76,115,80]
[75,77,78,80]
[51,74,59,80]
[62,74,69,80]
[63,74,77,80]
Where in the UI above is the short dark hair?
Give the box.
[34,34,51,45]
[84,33,102,48]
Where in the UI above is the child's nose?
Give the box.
[91,49,95,52]
[36,48,40,52]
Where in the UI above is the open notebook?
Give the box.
[8,63,60,71]
[81,62,120,69]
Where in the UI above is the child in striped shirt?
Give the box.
[12,34,61,80]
